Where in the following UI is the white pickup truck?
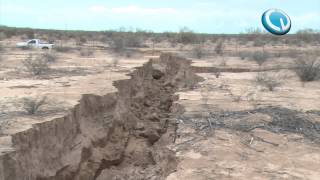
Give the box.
[16,39,54,49]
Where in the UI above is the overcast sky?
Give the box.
[0,0,319,33]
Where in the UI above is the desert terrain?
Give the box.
[0,28,319,180]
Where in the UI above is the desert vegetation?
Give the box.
[255,72,282,91]
[251,51,269,66]
[54,46,72,53]
[1,25,320,180]
[42,52,57,63]
[192,45,206,59]
[79,48,94,57]
[214,40,224,56]
[21,96,48,115]
[22,54,50,76]
[294,54,320,82]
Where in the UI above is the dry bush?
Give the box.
[0,32,7,41]
[42,52,57,63]
[22,54,50,75]
[294,55,320,82]
[54,46,72,53]
[296,29,319,44]
[76,36,88,46]
[22,96,47,115]
[239,51,251,60]
[111,36,126,52]
[80,48,94,57]
[111,33,143,51]
[253,39,266,47]
[192,45,205,59]
[214,40,224,55]
[255,72,282,91]
[252,51,269,66]
[213,70,221,78]
[200,85,213,130]
[125,33,143,47]
[177,27,199,44]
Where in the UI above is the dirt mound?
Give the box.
[0,54,201,180]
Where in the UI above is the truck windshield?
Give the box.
[28,40,36,44]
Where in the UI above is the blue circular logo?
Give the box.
[262,9,291,35]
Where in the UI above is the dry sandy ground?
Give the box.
[0,38,320,179]
[168,56,320,180]
[0,46,149,154]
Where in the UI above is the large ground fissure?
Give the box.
[0,54,202,180]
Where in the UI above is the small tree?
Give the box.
[177,27,198,44]
[111,35,126,52]
[22,96,47,115]
[22,54,50,75]
[214,40,224,56]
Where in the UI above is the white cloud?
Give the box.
[88,5,178,15]
[89,5,108,13]
[293,12,320,30]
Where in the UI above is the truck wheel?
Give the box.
[42,47,49,50]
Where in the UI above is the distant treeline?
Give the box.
[0,25,319,46]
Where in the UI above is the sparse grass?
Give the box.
[22,54,50,75]
[22,96,48,115]
[255,72,282,91]
[252,51,269,66]
[294,55,320,82]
